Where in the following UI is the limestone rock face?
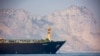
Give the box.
[0,6,100,52]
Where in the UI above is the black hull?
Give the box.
[0,41,65,54]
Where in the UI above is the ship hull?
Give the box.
[0,41,65,54]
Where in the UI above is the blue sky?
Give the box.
[0,0,100,18]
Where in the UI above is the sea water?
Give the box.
[0,53,100,56]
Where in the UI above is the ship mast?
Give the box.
[47,27,51,41]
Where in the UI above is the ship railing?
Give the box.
[0,38,50,43]
[0,39,50,43]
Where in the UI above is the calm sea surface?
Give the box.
[0,53,100,56]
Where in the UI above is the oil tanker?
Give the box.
[0,28,66,54]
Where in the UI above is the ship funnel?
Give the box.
[47,27,51,41]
